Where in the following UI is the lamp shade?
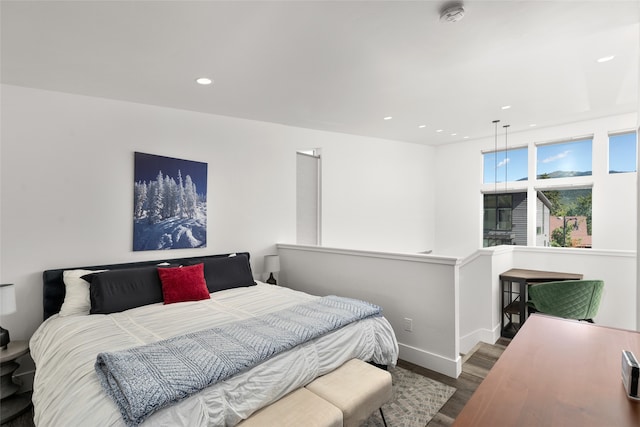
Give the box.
[0,284,16,315]
[264,255,280,273]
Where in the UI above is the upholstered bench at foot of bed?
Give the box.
[237,387,343,427]
[305,358,393,427]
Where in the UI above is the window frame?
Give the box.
[608,130,637,174]
[535,136,593,180]
[482,145,529,184]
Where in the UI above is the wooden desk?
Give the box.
[453,315,640,427]
[500,268,583,337]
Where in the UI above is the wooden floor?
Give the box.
[1,339,509,427]
[399,337,510,427]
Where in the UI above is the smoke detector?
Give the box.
[440,3,465,23]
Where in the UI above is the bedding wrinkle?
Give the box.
[203,298,250,321]
[31,282,398,427]
[110,313,159,345]
[203,296,262,322]
[96,295,382,426]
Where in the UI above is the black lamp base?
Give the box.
[0,326,9,350]
[266,273,277,285]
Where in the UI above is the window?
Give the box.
[483,147,528,184]
[609,131,637,174]
[536,138,592,179]
[484,194,512,231]
[483,192,527,247]
[536,188,592,248]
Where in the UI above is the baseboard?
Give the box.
[459,324,501,354]
[398,343,461,378]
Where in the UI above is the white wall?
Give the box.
[511,247,637,329]
[279,243,638,377]
[636,17,640,332]
[459,246,637,354]
[322,141,436,252]
[458,247,512,352]
[434,113,638,258]
[278,244,461,377]
[0,84,437,341]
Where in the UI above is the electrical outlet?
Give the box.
[403,317,413,332]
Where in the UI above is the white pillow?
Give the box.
[60,269,106,316]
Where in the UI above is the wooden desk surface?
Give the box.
[453,315,640,426]
[499,268,583,282]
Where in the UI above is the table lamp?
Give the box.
[0,283,16,350]
[264,255,280,285]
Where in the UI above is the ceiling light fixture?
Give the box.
[439,2,465,23]
[195,77,212,85]
[384,116,393,120]
[436,129,443,133]
[418,125,426,128]
[597,55,615,63]
[501,105,511,110]
[451,133,457,136]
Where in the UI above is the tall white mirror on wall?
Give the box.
[296,149,321,245]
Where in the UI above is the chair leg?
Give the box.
[379,408,388,427]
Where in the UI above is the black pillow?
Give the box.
[192,254,256,293]
[84,266,164,314]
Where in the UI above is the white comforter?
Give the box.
[30,282,398,426]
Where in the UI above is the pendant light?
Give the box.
[492,120,500,236]
[503,124,511,244]
[503,124,510,191]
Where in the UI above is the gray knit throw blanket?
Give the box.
[95,295,382,426]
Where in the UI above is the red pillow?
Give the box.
[158,263,211,304]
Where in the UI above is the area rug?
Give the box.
[363,366,456,427]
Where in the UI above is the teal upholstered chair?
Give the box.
[528,279,604,323]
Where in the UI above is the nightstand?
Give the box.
[0,340,32,424]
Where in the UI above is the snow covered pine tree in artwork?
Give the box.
[133,168,206,251]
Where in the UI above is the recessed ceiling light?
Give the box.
[196,77,213,85]
[418,125,426,128]
[383,116,393,120]
[597,55,615,63]
[501,105,511,110]
[451,133,457,136]
[436,129,443,133]
[529,123,537,127]
[463,136,469,139]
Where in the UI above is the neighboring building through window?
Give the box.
[536,138,592,179]
[536,192,552,247]
[484,191,554,248]
[609,131,637,174]
[483,192,527,247]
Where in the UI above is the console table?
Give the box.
[454,314,640,426]
[500,268,582,338]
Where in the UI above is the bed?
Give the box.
[31,252,398,426]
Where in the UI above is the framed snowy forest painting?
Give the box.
[133,152,207,251]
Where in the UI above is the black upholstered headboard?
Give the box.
[42,252,251,320]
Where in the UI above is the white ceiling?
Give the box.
[2,0,638,145]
